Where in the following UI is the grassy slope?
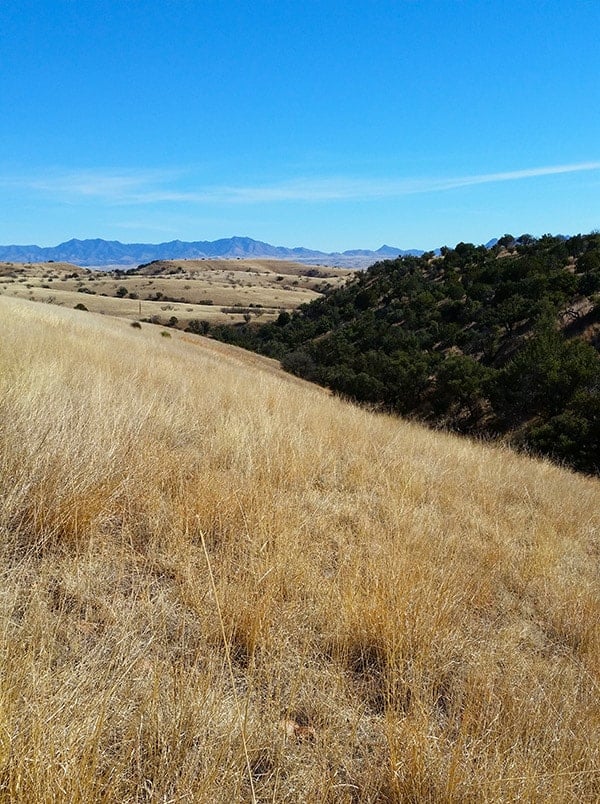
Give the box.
[1,297,599,802]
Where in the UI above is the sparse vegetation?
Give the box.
[0,258,350,329]
[0,295,598,802]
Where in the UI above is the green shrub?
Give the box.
[522,390,600,474]
[186,319,211,335]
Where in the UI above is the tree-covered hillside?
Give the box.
[209,233,600,473]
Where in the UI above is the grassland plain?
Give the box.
[0,296,599,802]
[0,259,351,329]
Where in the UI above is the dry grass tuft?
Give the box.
[0,296,599,801]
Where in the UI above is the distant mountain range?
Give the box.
[0,237,424,268]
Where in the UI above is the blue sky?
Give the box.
[1,0,599,251]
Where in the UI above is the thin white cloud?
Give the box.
[430,162,600,192]
[0,168,182,200]
[207,162,600,202]
[2,161,599,205]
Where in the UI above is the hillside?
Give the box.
[211,233,600,474]
[0,258,352,328]
[0,296,599,801]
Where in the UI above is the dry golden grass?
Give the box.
[1,296,599,802]
[0,259,351,328]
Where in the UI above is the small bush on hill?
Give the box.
[186,319,210,335]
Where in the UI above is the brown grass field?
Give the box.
[0,259,352,328]
[0,296,599,802]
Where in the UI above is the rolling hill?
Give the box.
[0,258,353,328]
[211,233,600,474]
[0,295,598,801]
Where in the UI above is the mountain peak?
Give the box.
[0,237,424,268]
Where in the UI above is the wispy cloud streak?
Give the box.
[0,168,182,200]
[2,162,599,205]
[426,162,600,192]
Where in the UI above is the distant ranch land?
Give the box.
[0,258,354,328]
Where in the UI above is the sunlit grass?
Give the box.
[1,296,599,801]
[0,258,352,329]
